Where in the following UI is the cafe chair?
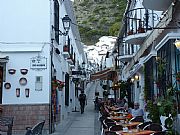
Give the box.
[104,118,116,123]
[109,125,123,131]
[104,131,118,135]
[99,106,110,117]
[129,116,144,123]
[143,123,163,131]
[99,116,107,125]
[137,121,152,130]
[103,122,117,130]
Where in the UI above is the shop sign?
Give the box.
[30,56,47,70]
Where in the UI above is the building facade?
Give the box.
[0,0,85,134]
[116,0,180,132]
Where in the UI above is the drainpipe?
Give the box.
[49,39,54,133]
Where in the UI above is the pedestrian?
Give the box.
[78,90,87,114]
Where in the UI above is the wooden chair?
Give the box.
[25,120,45,135]
[109,125,123,131]
[143,123,162,132]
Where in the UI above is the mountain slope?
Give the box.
[73,0,126,45]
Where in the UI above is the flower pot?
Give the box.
[8,69,16,75]
[20,69,28,75]
[127,30,133,35]
[138,27,145,33]
[63,45,69,52]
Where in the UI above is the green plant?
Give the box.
[146,100,161,123]
[176,72,180,80]
[52,80,65,89]
[146,86,178,133]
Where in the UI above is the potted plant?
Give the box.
[63,45,69,52]
[52,80,59,90]
[127,29,133,35]
[58,81,65,89]
[52,80,65,90]
[146,86,178,134]
[138,27,145,33]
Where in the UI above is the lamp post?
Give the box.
[52,15,71,36]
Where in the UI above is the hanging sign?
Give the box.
[30,56,47,70]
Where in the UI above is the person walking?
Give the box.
[78,90,87,114]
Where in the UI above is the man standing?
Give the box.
[78,90,87,114]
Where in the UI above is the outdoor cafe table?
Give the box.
[109,106,122,112]
[120,122,142,129]
[109,116,126,121]
[116,129,155,135]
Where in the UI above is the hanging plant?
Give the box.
[52,80,65,90]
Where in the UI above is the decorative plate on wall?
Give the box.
[4,82,11,89]
[19,77,27,86]
[20,69,28,75]
[8,69,16,75]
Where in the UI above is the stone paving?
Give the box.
[51,81,103,135]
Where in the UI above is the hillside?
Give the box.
[73,0,127,45]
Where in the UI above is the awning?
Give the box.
[90,68,117,81]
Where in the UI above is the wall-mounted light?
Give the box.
[135,74,139,80]
[52,15,71,36]
[175,39,180,51]
[16,88,20,97]
[25,88,30,97]
[131,78,135,82]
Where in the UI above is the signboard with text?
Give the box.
[30,56,47,70]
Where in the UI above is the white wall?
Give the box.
[0,0,51,43]
[2,44,51,104]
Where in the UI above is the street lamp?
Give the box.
[52,15,71,36]
[175,39,180,51]
[135,74,139,80]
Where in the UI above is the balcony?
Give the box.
[142,0,172,11]
[117,54,133,63]
[125,8,160,44]
[62,45,70,58]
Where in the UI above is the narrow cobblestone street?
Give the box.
[52,81,103,135]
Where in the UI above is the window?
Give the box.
[54,0,59,44]
[35,76,43,91]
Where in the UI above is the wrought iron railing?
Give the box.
[125,8,160,36]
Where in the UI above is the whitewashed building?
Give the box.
[117,0,180,132]
[0,0,84,134]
